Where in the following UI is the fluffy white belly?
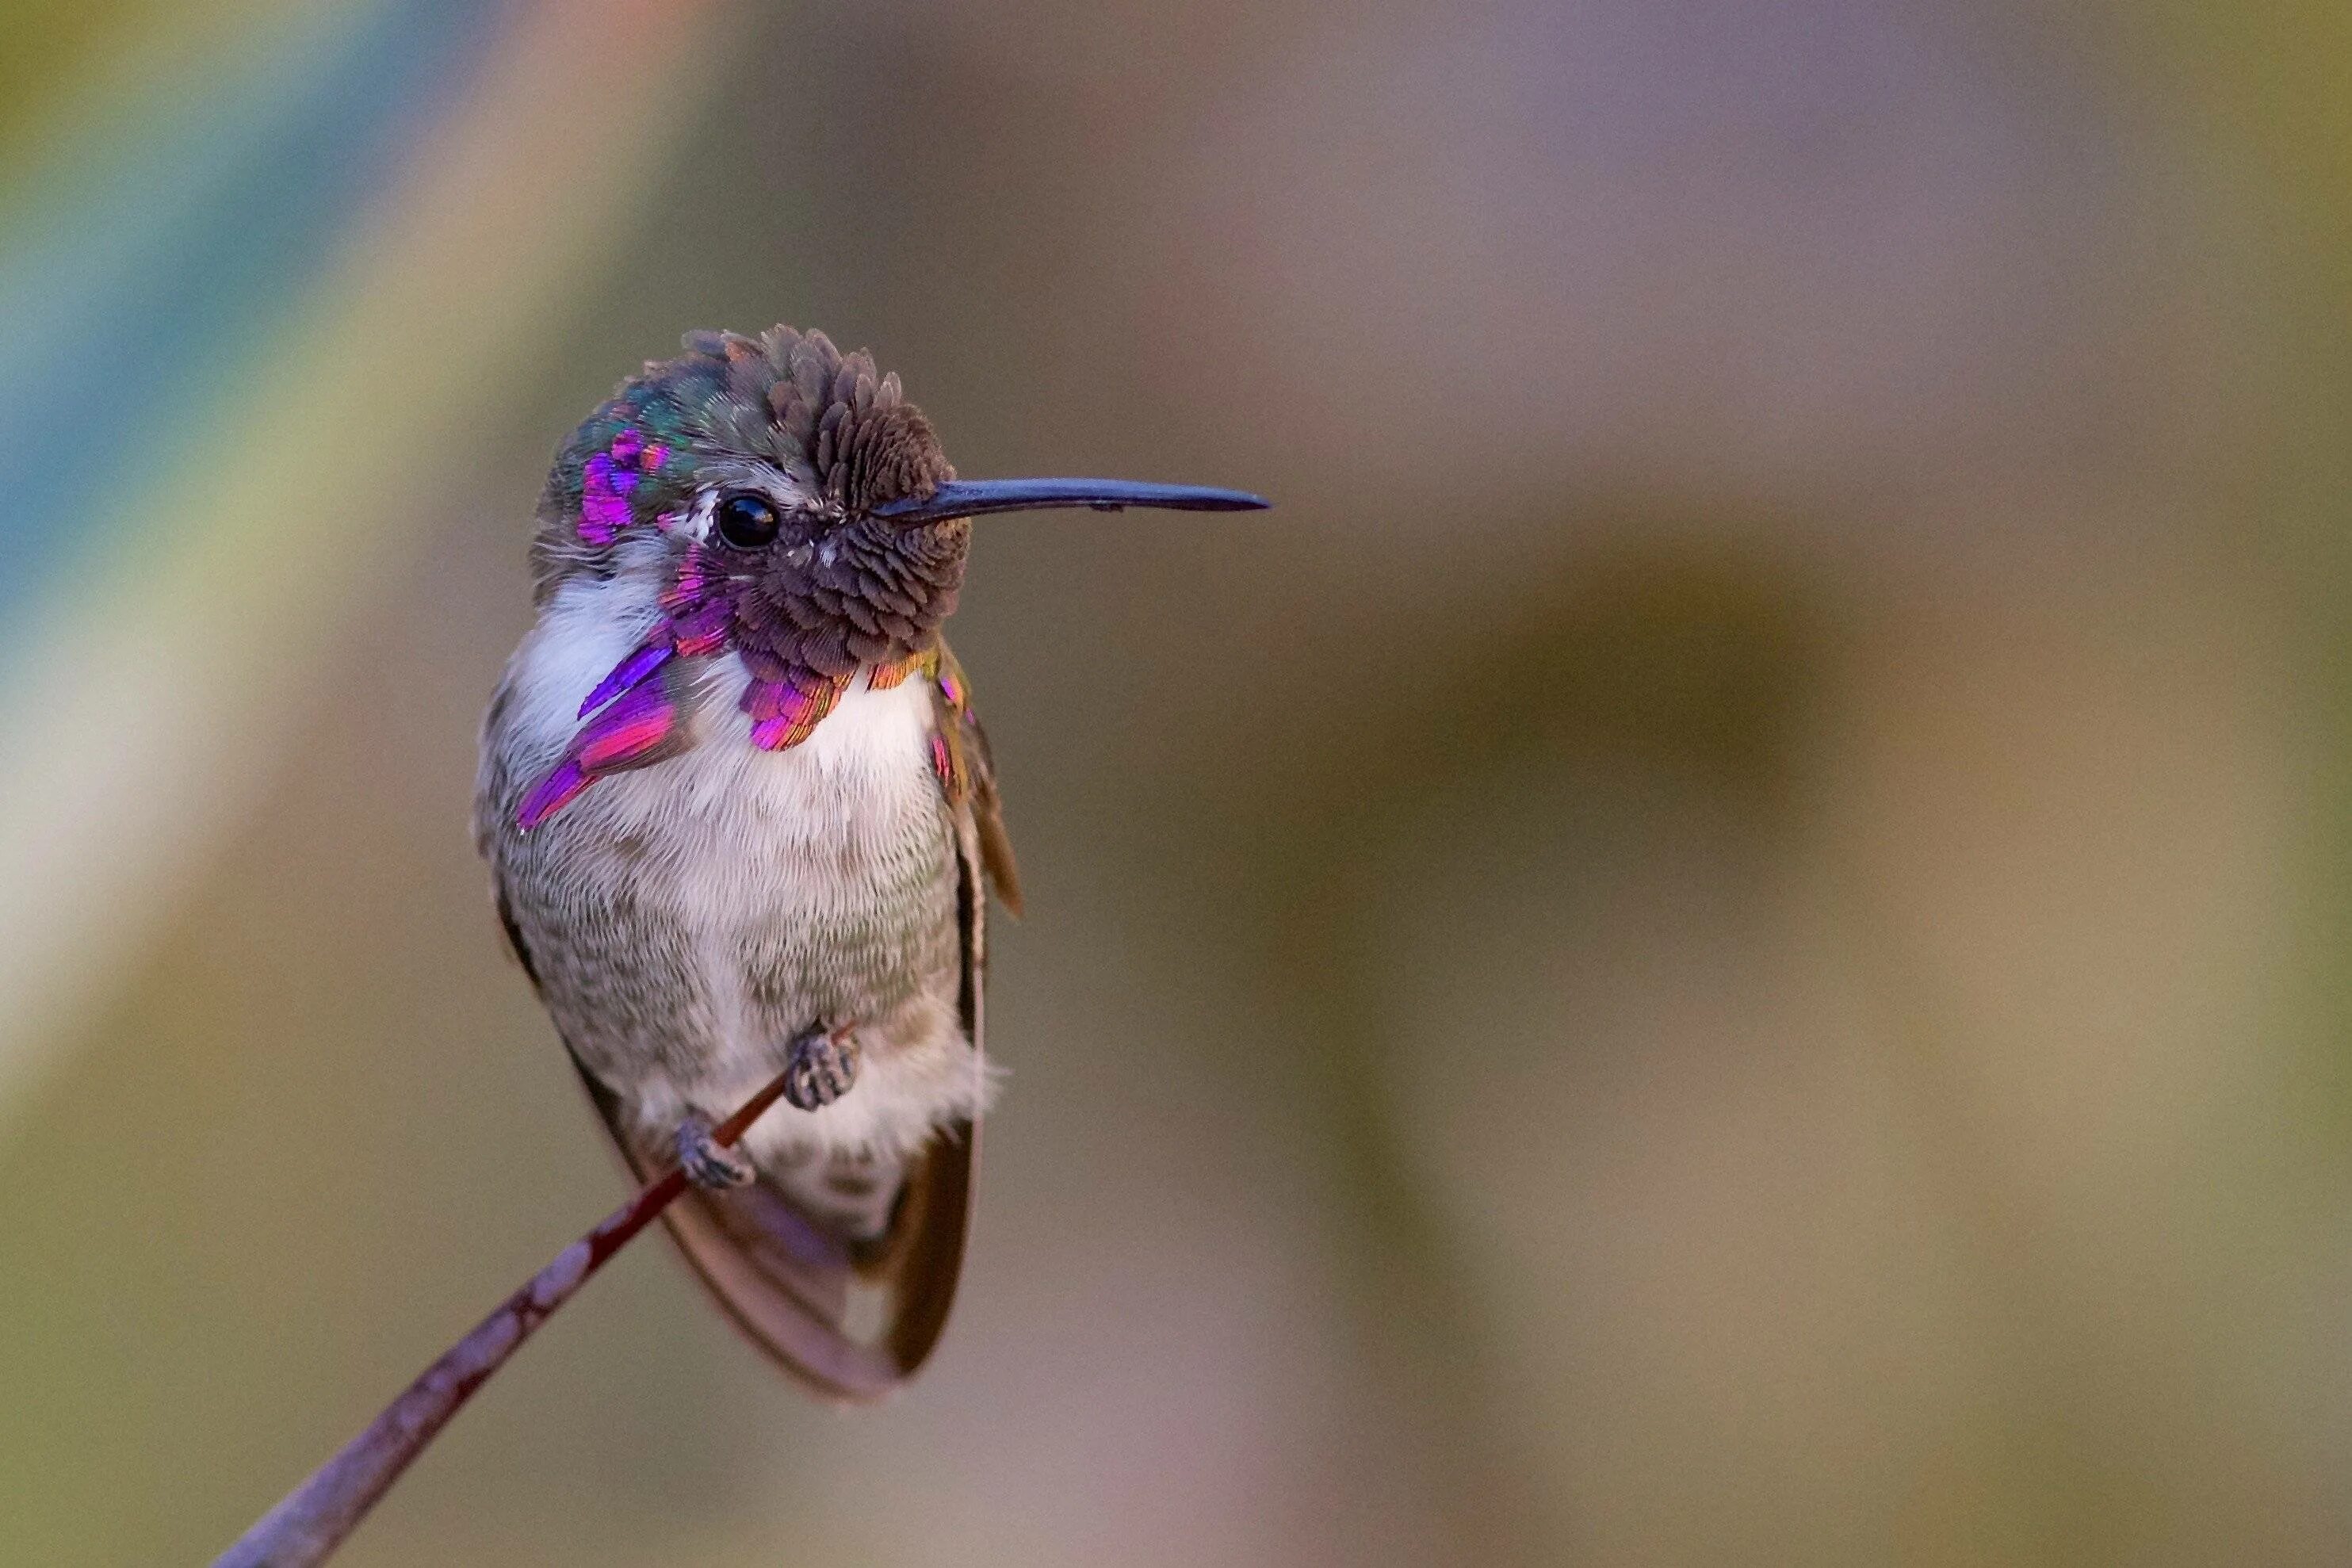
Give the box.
[484,577,985,1165]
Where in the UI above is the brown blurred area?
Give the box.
[6,0,2352,1562]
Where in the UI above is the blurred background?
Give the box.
[2,0,2349,1562]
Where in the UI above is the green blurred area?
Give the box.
[0,0,303,165]
[6,0,2352,1562]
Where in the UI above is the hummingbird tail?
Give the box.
[564,1054,975,1402]
[658,1126,973,1403]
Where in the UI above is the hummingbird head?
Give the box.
[534,326,1264,682]
[534,326,970,684]
[512,327,1265,826]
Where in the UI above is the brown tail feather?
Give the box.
[659,1125,974,1402]
[568,1061,977,1403]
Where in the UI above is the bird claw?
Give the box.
[675,1111,755,1190]
[785,1026,861,1111]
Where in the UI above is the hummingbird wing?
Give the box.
[927,641,1022,915]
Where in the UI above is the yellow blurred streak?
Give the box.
[0,0,732,1118]
[2124,0,2352,1128]
[2139,0,2352,249]
[0,0,323,166]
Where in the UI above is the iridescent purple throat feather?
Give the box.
[514,328,971,831]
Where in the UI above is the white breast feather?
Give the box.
[493,575,989,1163]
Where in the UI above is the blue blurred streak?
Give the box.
[0,0,515,621]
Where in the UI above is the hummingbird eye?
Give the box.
[713,492,781,551]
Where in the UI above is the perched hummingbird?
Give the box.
[474,327,1265,1400]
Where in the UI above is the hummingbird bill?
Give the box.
[474,327,1266,1399]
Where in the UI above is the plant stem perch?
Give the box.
[214,1065,799,1568]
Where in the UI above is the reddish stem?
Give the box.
[214,1068,797,1568]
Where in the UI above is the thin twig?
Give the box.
[215,1068,797,1568]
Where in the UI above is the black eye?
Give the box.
[713,492,780,550]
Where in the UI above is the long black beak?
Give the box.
[871,477,1270,526]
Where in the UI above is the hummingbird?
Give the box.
[474,327,1265,1400]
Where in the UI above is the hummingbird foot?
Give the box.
[784,1025,862,1112]
[675,1111,756,1190]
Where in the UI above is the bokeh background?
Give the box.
[3,0,2350,1562]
